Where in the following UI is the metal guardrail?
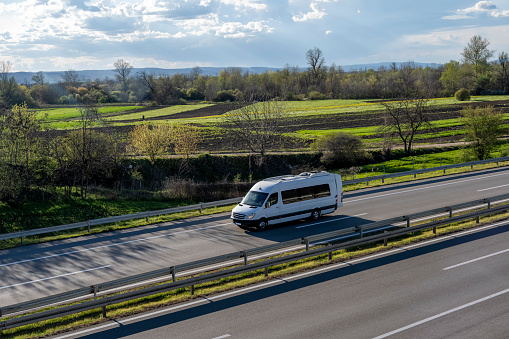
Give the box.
[2,193,509,331]
[0,157,508,244]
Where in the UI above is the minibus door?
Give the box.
[264,192,280,224]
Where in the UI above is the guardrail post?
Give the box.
[447,207,453,218]
[171,266,176,282]
[21,235,23,245]
[102,305,107,318]
[433,226,436,234]
[406,216,410,228]
[199,203,203,213]
[328,251,332,260]
[487,199,491,209]
[358,226,363,238]
[384,231,388,246]
[145,212,150,222]
[265,267,268,277]
[87,220,91,233]
[93,285,98,300]
[191,285,195,295]
[242,251,248,265]
[302,238,309,251]
[476,216,480,224]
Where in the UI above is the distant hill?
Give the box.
[11,63,442,85]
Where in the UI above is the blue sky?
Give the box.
[1,0,509,72]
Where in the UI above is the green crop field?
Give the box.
[104,103,214,121]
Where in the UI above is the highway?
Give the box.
[55,218,509,339]
[1,166,509,309]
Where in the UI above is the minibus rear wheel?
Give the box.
[310,209,321,221]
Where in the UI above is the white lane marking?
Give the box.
[0,224,230,268]
[0,265,111,290]
[295,213,368,229]
[212,335,231,339]
[443,248,509,270]
[477,183,509,192]
[372,286,509,339]
[344,172,509,203]
[53,219,509,339]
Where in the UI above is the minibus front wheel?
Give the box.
[256,218,268,231]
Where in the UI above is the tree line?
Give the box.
[0,36,508,108]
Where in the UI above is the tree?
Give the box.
[380,98,432,156]
[306,47,326,85]
[113,59,133,99]
[0,103,43,201]
[311,132,366,168]
[495,51,509,93]
[31,71,46,85]
[62,69,80,88]
[172,124,202,175]
[462,35,494,79]
[127,123,172,164]
[222,98,287,171]
[461,105,503,160]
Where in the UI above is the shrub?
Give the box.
[308,90,326,100]
[311,132,368,169]
[455,88,471,101]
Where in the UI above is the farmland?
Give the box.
[35,96,509,153]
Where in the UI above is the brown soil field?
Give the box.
[89,99,509,153]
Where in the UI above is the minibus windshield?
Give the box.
[241,191,269,207]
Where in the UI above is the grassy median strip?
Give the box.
[2,206,508,339]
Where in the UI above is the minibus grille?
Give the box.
[233,213,245,219]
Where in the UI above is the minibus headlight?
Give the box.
[247,213,256,219]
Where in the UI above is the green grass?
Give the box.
[104,104,214,121]
[36,106,143,121]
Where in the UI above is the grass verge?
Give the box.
[2,206,508,339]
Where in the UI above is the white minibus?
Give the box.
[231,171,343,231]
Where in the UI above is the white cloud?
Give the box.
[292,3,326,22]
[443,1,509,19]
[325,30,332,34]
[220,0,267,11]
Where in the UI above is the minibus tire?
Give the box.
[310,209,321,221]
[256,219,268,231]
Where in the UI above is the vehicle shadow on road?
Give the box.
[71,223,509,339]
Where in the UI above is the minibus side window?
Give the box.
[266,193,278,207]
[282,189,300,204]
[314,184,331,198]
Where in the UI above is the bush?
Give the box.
[311,132,368,169]
[455,88,471,101]
[214,90,236,102]
[308,91,326,100]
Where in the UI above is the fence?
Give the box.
[1,156,508,245]
[2,192,509,332]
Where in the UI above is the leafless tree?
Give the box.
[222,97,287,171]
[380,98,432,156]
[62,69,80,88]
[0,60,12,83]
[114,59,133,95]
[306,47,326,86]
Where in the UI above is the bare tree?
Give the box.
[0,60,12,83]
[496,51,509,93]
[62,69,80,88]
[380,98,432,156]
[222,98,287,171]
[114,59,133,97]
[306,47,325,85]
[462,35,494,79]
[31,71,46,85]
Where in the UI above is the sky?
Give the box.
[1,0,509,72]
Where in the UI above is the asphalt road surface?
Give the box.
[1,167,509,309]
[55,215,509,338]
